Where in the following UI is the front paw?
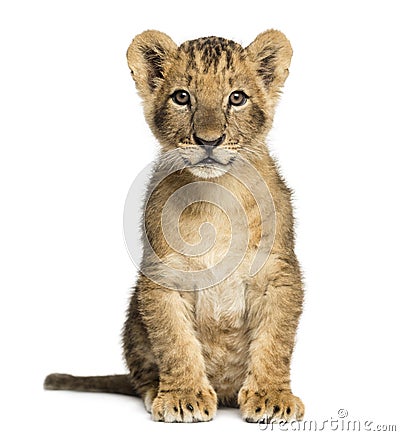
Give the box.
[151,386,217,423]
[238,387,304,423]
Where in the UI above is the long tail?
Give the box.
[44,373,136,396]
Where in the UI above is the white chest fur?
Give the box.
[195,270,247,328]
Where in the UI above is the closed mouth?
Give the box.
[197,157,220,165]
[196,156,237,166]
[181,155,236,168]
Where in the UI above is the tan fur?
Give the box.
[44,30,304,424]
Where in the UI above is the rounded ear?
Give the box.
[246,30,293,91]
[127,30,178,97]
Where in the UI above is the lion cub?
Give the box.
[45,30,305,423]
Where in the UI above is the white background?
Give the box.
[1,0,399,434]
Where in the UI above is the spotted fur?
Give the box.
[44,30,305,424]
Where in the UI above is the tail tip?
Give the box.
[44,373,73,390]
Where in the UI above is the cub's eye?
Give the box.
[171,90,191,106]
[229,91,248,106]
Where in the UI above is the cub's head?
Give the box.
[127,30,292,179]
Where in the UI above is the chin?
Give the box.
[187,165,229,179]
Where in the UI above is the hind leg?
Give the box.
[142,385,159,413]
[128,360,159,413]
[123,290,160,413]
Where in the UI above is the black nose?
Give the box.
[193,134,226,147]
